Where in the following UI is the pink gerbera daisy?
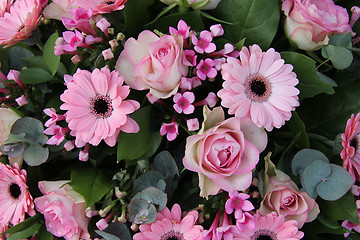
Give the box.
[238,212,304,240]
[60,67,140,147]
[218,44,300,131]
[341,112,360,182]
[0,163,35,225]
[0,0,42,47]
[133,204,203,240]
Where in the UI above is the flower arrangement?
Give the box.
[0,0,360,239]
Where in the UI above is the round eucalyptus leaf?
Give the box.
[316,164,354,201]
[11,117,48,145]
[22,145,49,166]
[134,204,157,224]
[321,45,353,70]
[127,198,149,218]
[292,148,329,176]
[95,222,132,240]
[133,187,167,211]
[1,142,25,158]
[301,160,331,199]
[133,170,166,194]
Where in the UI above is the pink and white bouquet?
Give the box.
[0,0,360,239]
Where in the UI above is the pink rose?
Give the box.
[115,30,188,99]
[34,181,91,240]
[183,106,267,198]
[282,0,351,51]
[259,170,319,228]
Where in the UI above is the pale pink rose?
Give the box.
[183,106,267,199]
[0,107,21,147]
[115,30,188,99]
[259,170,319,228]
[43,0,76,20]
[34,181,91,240]
[188,0,222,10]
[282,0,351,51]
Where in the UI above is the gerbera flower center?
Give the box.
[160,230,184,240]
[9,183,21,200]
[350,137,358,151]
[251,229,278,240]
[90,95,113,118]
[245,75,271,102]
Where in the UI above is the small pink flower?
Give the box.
[62,30,85,52]
[183,49,197,66]
[44,125,69,146]
[96,17,110,39]
[187,118,199,131]
[194,92,218,108]
[236,212,255,231]
[43,108,65,127]
[192,30,216,54]
[62,8,98,36]
[350,6,360,28]
[173,92,195,114]
[180,76,202,91]
[196,58,217,80]
[7,70,25,90]
[102,48,114,60]
[64,140,75,151]
[79,144,89,161]
[15,95,28,106]
[160,122,179,141]
[71,54,83,64]
[225,191,254,220]
[210,24,224,37]
[169,19,190,39]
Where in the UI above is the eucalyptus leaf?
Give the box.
[280,52,334,100]
[292,148,329,176]
[133,170,166,194]
[301,160,331,199]
[213,0,280,49]
[22,144,49,166]
[95,231,121,240]
[1,142,25,158]
[322,45,353,70]
[70,168,113,207]
[127,198,157,224]
[132,187,167,211]
[43,32,60,76]
[316,164,353,201]
[11,117,48,145]
[328,33,352,48]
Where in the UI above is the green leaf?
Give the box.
[132,186,168,211]
[8,46,34,70]
[117,106,156,161]
[37,224,54,240]
[70,168,113,207]
[11,117,48,145]
[319,191,360,224]
[22,144,49,166]
[123,0,154,37]
[2,214,42,234]
[328,33,352,48]
[95,222,132,240]
[20,68,53,84]
[316,164,353,201]
[280,51,334,100]
[7,223,41,240]
[297,81,360,139]
[213,0,280,49]
[127,198,157,224]
[286,111,310,149]
[43,32,60,76]
[133,171,166,194]
[322,45,353,70]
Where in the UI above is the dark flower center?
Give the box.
[251,229,277,240]
[245,75,271,102]
[350,137,358,151]
[161,230,184,240]
[90,95,113,118]
[9,183,21,199]
[250,78,267,97]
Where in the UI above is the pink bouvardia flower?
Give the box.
[43,108,66,127]
[196,58,217,80]
[192,30,216,54]
[116,30,188,100]
[160,122,179,141]
[180,76,202,91]
[225,191,254,220]
[173,92,195,114]
[210,24,224,37]
[133,204,203,240]
[169,19,190,39]
[183,50,197,66]
[0,0,42,47]
[218,44,300,131]
[44,125,69,146]
[183,106,267,198]
[15,95,28,106]
[187,118,199,132]
[341,112,360,183]
[60,67,140,147]
[34,181,91,240]
[0,163,35,225]
[342,200,360,237]
[237,212,304,240]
